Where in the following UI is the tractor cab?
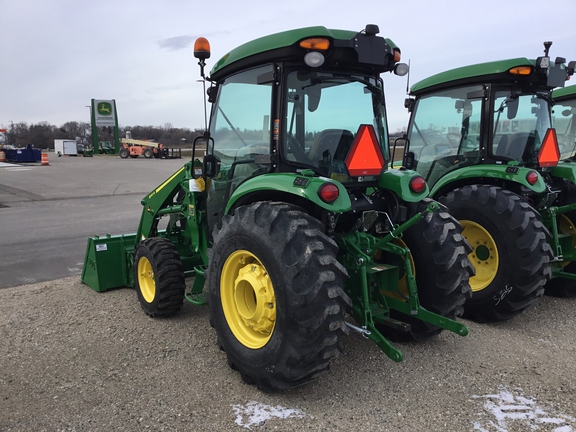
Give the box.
[404,44,575,196]
[193,25,412,234]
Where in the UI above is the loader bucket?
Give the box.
[81,233,137,292]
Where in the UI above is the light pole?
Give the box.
[9,121,14,146]
[86,106,95,152]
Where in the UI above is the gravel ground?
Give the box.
[1,277,575,431]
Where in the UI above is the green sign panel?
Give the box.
[93,99,116,126]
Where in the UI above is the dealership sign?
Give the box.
[93,99,116,126]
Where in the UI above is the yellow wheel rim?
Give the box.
[461,220,499,292]
[559,214,576,268]
[137,256,156,303]
[221,250,276,349]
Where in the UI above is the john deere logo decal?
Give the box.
[97,102,113,115]
[93,99,116,126]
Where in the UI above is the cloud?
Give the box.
[1,0,575,130]
[158,35,195,51]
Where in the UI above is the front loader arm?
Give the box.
[82,162,210,294]
[136,165,188,241]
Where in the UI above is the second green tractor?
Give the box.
[401,43,576,322]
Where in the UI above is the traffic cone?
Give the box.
[41,152,50,166]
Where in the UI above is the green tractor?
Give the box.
[81,25,473,392]
[400,43,575,322]
[98,141,116,154]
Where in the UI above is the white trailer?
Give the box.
[54,139,78,156]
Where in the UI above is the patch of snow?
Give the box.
[471,386,574,431]
[232,401,305,429]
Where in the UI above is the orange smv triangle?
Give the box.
[538,128,560,168]
[345,125,385,176]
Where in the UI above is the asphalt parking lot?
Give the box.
[0,153,188,288]
[0,154,575,431]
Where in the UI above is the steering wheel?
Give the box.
[446,133,461,147]
[287,135,310,162]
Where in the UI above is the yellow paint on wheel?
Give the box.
[559,214,576,268]
[221,250,276,349]
[461,220,498,292]
[137,256,156,303]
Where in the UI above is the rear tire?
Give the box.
[119,148,129,159]
[143,148,153,159]
[440,185,552,322]
[206,202,351,392]
[377,198,474,342]
[134,237,185,317]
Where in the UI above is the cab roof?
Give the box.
[552,83,576,101]
[209,26,399,81]
[410,57,537,95]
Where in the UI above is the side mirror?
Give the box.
[203,154,220,178]
[306,85,321,112]
[506,97,519,120]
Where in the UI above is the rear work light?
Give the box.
[300,38,329,67]
[318,183,339,203]
[304,52,325,67]
[409,176,427,193]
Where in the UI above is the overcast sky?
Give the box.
[1,0,575,133]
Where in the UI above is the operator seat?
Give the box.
[494,134,509,157]
[308,129,354,165]
[496,132,536,161]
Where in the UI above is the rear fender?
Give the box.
[377,168,429,202]
[225,173,352,214]
[550,162,576,184]
[430,164,546,197]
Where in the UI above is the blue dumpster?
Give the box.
[4,145,41,163]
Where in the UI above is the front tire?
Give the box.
[134,237,185,317]
[206,202,351,392]
[119,147,129,158]
[377,198,474,342]
[440,185,552,322]
[143,148,153,158]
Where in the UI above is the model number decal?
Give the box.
[494,284,513,305]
